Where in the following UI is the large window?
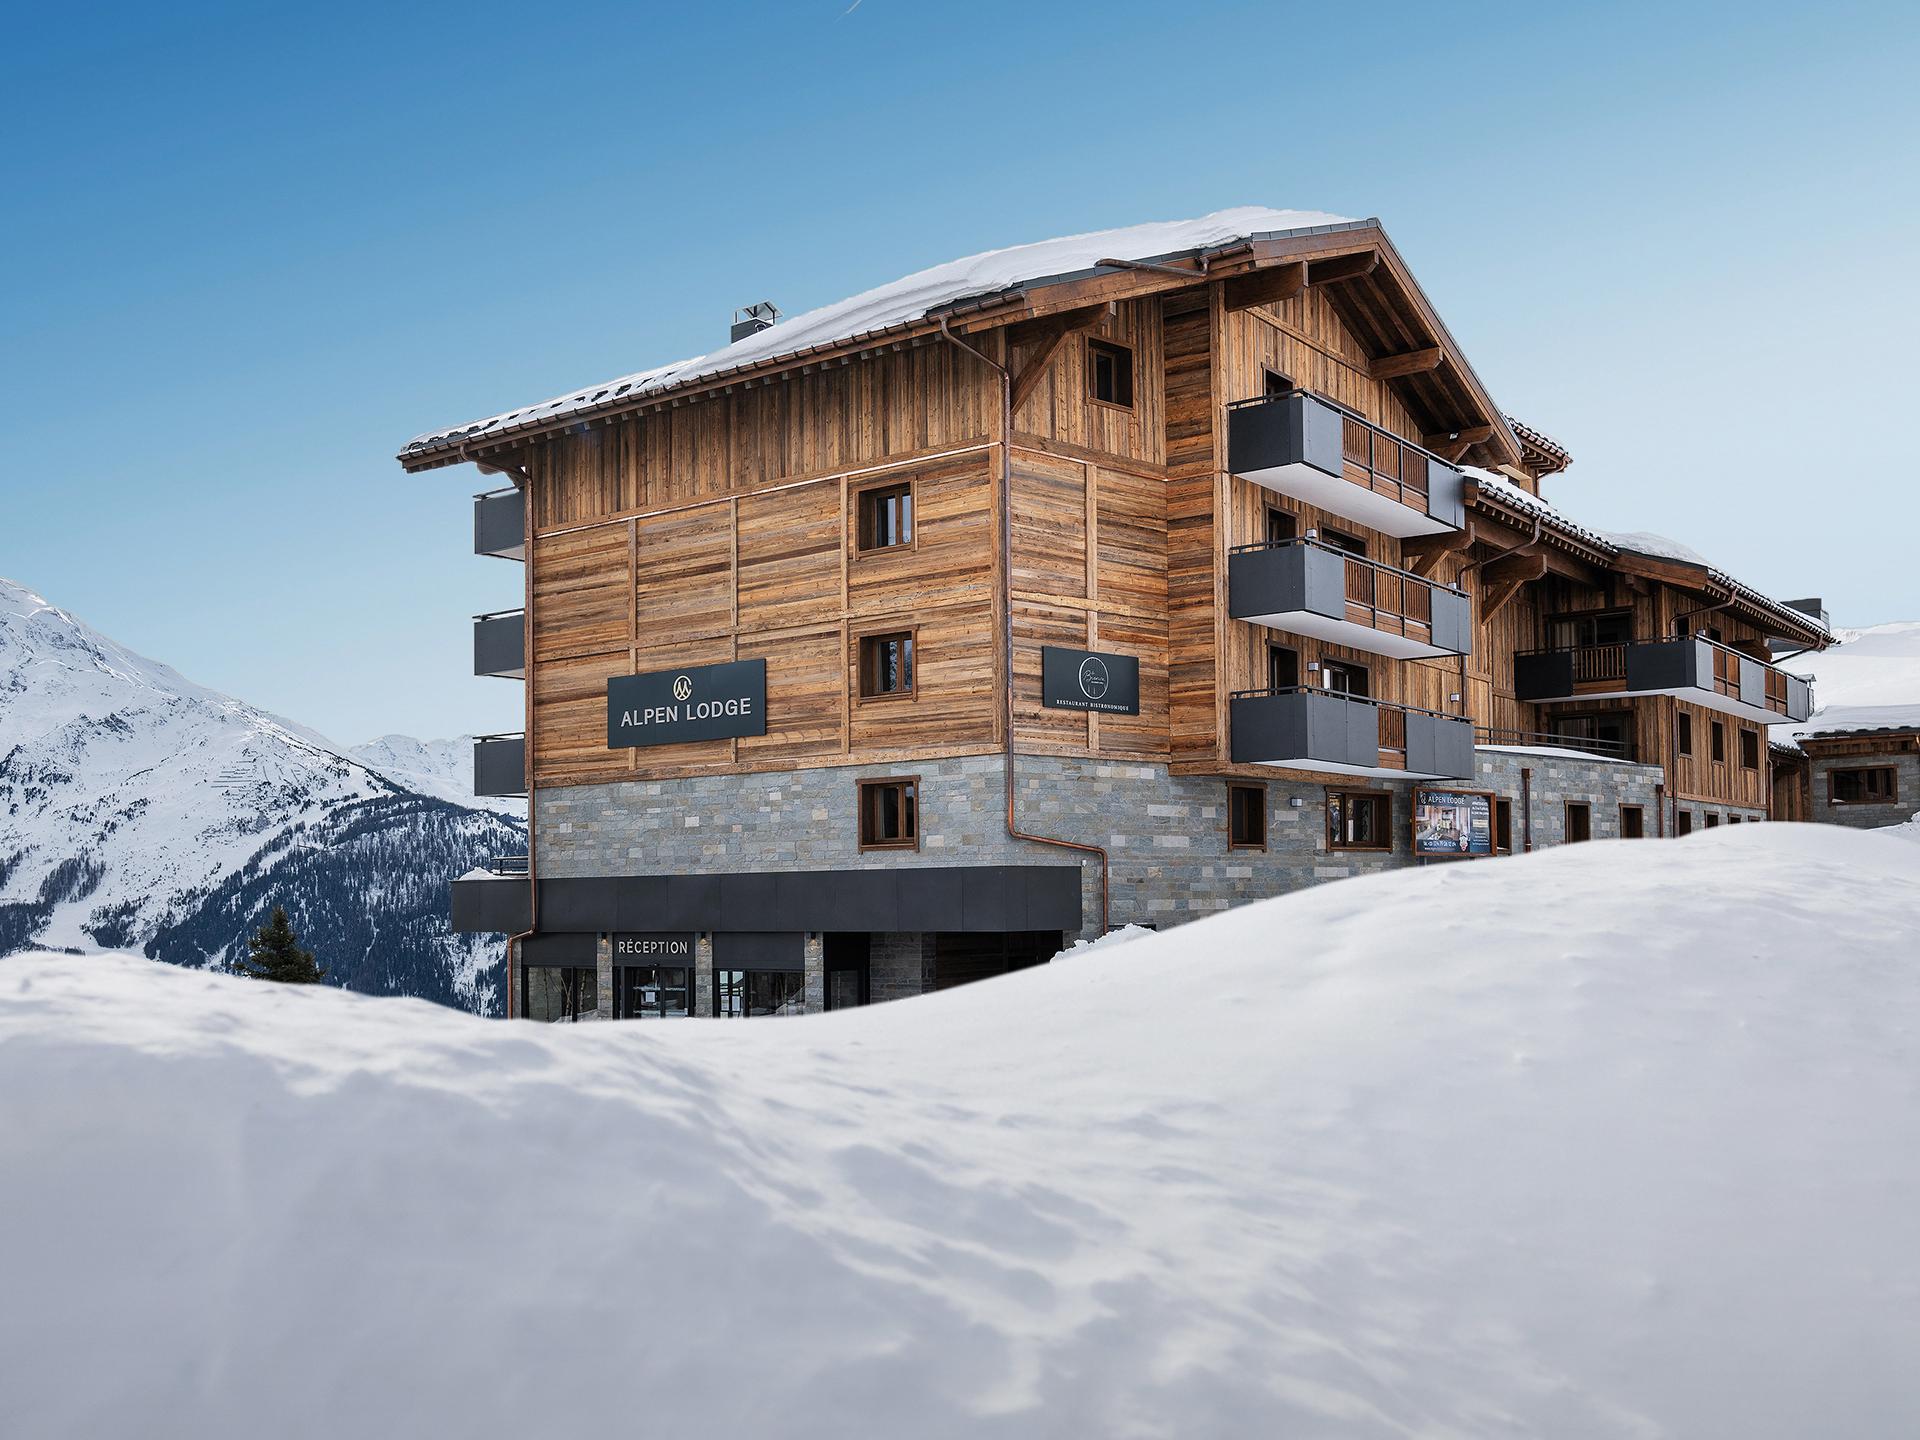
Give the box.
[857,482,913,552]
[1319,659,1370,697]
[1547,710,1633,754]
[714,969,807,1018]
[1547,609,1633,649]
[1327,790,1391,851]
[858,776,919,850]
[1228,783,1266,850]
[1088,338,1134,408]
[619,966,690,1019]
[1830,767,1898,804]
[859,631,914,698]
[524,966,596,1023]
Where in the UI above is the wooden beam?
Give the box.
[1424,423,1496,452]
[1484,549,1548,587]
[1221,262,1307,312]
[1367,346,1444,381]
[1306,251,1378,285]
[1007,304,1111,413]
[1400,527,1476,578]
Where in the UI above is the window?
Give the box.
[1830,767,1898,805]
[1319,659,1370,697]
[1318,528,1367,558]
[1727,814,1741,824]
[1710,721,1726,764]
[1267,643,1300,692]
[1264,368,1293,397]
[523,966,596,1023]
[619,966,690,1019]
[1088,339,1134,407]
[857,482,912,552]
[1676,810,1693,836]
[1620,804,1645,839]
[1547,609,1633,649]
[1678,712,1693,757]
[859,631,914,698]
[1265,506,1298,546]
[1495,798,1514,854]
[1228,784,1267,850]
[1327,790,1391,851]
[714,969,806,1018]
[858,777,919,850]
[1704,813,1720,829]
[1547,710,1633,754]
[1565,802,1592,843]
[1740,729,1760,770]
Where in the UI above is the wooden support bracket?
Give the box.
[1368,346,1444,381]
[1007,304,1112,413]
[1221,262,1307,312]
[1306,250,1379,285]
[1400,526,1476,578]
[1481,549,1548,620]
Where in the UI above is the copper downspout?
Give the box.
[1520,766,1534,852]
[936,315,1112,933]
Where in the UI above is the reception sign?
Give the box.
[1413,787,1493,857]
[608,659,767,748]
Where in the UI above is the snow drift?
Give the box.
[2,824,1917,1438]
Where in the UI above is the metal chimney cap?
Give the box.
[730,301,782,343]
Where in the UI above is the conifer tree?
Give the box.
[235,905,327,984]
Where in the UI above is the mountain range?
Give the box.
[0,579,523,1013]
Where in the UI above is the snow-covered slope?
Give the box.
[3,824,1915,1439]
[0,580,520,1010]
[346,733,524,816]
[1775,619,1920,740]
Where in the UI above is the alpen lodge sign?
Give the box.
[608,659,767,748]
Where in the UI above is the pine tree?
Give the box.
[235,905,327,984]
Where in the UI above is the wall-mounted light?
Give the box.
[1288,796,1306,808]
[1306,660,1321,673]
[1448,692,1462,703]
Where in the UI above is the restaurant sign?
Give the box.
[1041,646,1141,715]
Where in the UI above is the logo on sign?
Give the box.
[1078,656,1109,700]
[672,674,693,702]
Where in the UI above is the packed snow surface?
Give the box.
[1776,621,1920,741]
[404,206,1353,455]
[3,824,1918,1439]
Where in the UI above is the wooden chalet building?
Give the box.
[399,207,1827,1021]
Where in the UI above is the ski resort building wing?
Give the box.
[398,206,1830,1021]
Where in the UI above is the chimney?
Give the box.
[731,301,782,344]
[1783,597,1830,629]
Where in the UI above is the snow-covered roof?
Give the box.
[1462,471,1828,642]
[1789,704,1920,740]
[402,206,1360,462]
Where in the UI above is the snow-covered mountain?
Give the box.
[347,733,525,816]
[0,579,522,1012]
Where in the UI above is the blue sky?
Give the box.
[4,0,1916,743]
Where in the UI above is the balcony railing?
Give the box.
[474,609,526,679]
[1228,537,1471,659]
[1514,635,1813,724]
[474,486,526,561]
[1473,727,1638,762]
[1229,685,1475,779]
[1226,390,1465,538]
[474,732,527,798]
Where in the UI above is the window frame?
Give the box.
[1710,719,1726,764]
[1267,642,1300,693]
[1620,804,1645,839]
[1565,801,1592,843]
[854,478,915,556]
[856,628,916,702]
[1495,797,1514,854]
[1829,766,1899,805]
[1264,505,1299,546]
[1326,788,1393,853]
[857,775,921,852]
[1676,810,1693,836]
[1678,712,1693,757]
[1263,367,1294,398]
[1087,337,1135,410]
[1228,783,1268,851]
[1739,728,1760,770]
[1704,812,1720,828]
[1319,658,1370,697]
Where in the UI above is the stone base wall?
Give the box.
[538,748,1668,941]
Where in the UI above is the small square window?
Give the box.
[1566,802,1592,843]
[1264,368,1294,397]
[1740,729,1760,770]
[1267,644,1299,692]
[1265,506,1298,546]
[859,632,914,698]
[858,777,918,850]
[1088,339,1134,408]
[1327,790,1391,851]
[857,482,912,552]
[1228,784,1266,850]
[1704,813,1720,829]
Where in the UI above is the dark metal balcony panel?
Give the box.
[1515,639,1814,724]
[450,876,531,934]
[473,735,526,797]
[1228,544,1471,660]
[474,489,526,560]
[1513,649,1578,703]
[1623,638,1702,692]
[1406,711,1476,779]
[1784,672,1813,722]
[1227,393,1464,539]
[473,612,525,679]
[1231,689,1471,779]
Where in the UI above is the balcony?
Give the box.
[474,732,527,797]
[1513,635,1814,724]
[1227,391,1465,538]
[474,609,525,679]
[474,486,525,561]
[1228,538,1470,659]
[1229,687,1475,779]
